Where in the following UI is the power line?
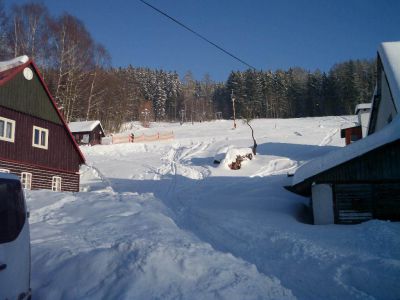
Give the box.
[138,0,256,70]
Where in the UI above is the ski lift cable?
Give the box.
[138,0,256,70]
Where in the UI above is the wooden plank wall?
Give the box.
[0,159,79,192]
[0,106,81,173]
[334,183,400,224]
[296,139,400,196]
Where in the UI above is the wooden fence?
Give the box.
[110,131,174,144]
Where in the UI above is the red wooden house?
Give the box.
[0,56,85,192]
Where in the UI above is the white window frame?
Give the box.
[0,169,10,173]
[0,116,16,143]
[21,172,32,190]
[52,176,62,192]
[32,126,49,149]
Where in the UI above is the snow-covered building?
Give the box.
[68,120,105,145]
[340,103,372,145]
[0,56,85,192]
[286,41,400,224]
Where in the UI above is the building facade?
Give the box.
[0,56,85,192]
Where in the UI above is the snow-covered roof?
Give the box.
[354,103,372,114]
[68,120,104,133]
[378,41,400,111]
[0,55,29,72]
[292,115,400,186]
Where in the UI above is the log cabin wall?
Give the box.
[0,159,79,192]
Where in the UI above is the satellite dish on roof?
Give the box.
[23,67,33,80]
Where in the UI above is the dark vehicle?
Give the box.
[0,173,31,299]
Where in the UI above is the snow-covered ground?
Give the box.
[27,117,400,299]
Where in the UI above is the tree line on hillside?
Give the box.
[0,1,377,132]
[221,60,376,120]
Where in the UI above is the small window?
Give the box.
[0,169,10,173]
[0,116,16,143]
[0,178,26,244]
[32,126,48,149]
[21,172,32,190]
[52,176,62,192]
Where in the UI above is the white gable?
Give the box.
[378,41,400,111]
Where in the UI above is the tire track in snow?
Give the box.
[334,264,375,299]
[157,141,211,181]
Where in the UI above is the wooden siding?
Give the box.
[0,67,61,124]
[334,184,374,224]
[293,139,400,196]
[90,124,104,145]
[0,106,81,172]
[0,158,79,192]
[334,183,400,224]
[313,140,400,183]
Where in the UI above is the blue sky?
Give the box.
[6,0,400,81]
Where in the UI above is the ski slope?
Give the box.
[27,117,400,299]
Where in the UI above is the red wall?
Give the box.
[0,106,81,173]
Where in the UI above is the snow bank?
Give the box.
[28,188,294,299]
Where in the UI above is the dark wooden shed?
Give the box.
[0,56,85,192]
[68,121,105,146]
